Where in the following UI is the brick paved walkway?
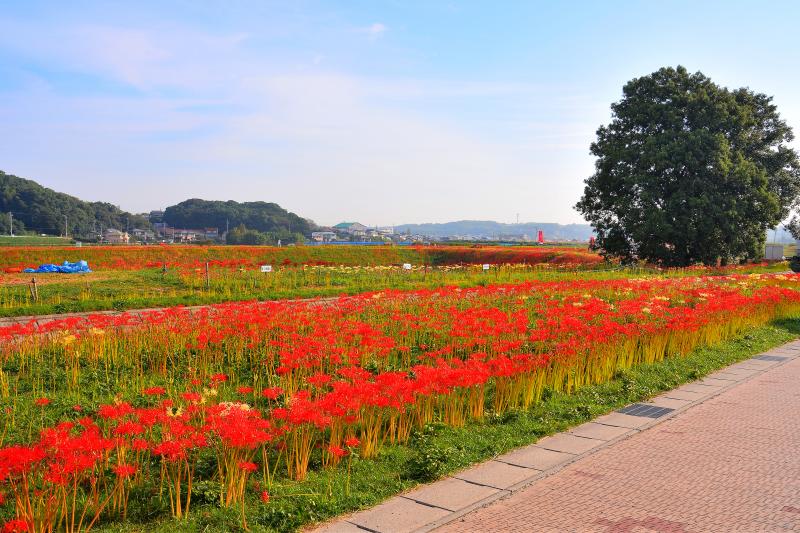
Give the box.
[439,351,800,532]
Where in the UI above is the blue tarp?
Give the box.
[24,260,92,274]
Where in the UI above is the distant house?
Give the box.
[152,222,169,236]
[131,228,155,241]
[173,229,201,242]
[311,231,337,242]
[103,228,129,244]
[333,222,368,236]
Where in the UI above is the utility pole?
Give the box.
[64,215,68,237]
[8,212,12,237]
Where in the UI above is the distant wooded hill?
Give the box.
[0,171,314,241]
[0,171,149,238]
[394,220,594,240]
[163,199,313,237]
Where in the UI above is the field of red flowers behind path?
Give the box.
[1,272,798,532]
[0,244,602,272]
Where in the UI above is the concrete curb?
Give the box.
[311,339,800,533]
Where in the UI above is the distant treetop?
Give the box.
[164,198,314,237]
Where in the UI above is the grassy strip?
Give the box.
[0,236,74,246]
[0,263,787,318]
[88,318,800,533]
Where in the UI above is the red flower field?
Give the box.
[0,272,798,530]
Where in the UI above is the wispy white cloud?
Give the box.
[0,18,251,91]
[359,22,387,40]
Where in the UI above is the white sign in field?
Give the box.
[482,264,490,271]
[402,263,412,270]
[260,265,273,273]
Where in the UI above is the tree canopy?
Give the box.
[576,66,800,266]
[164,199,314,239]
[0,171,150,238]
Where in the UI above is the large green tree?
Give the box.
[576,66,800,266]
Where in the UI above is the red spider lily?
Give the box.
[97,402,134,420]
[113,464,138,479]
[238,461,257,473]
[2,520,29,533]
[261,386,284,400]
[180,392,202,404]
[327,445,347,459]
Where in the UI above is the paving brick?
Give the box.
[313,521,367,533]
[720,367,761,376]
[676,382,723,394]
[348,496,450,533]
[706,370,748,382]
[593,411,653,429]
[497,445,574,470]
[454,460,537,489]
[662,389,708,401]
[730,360,774,370]
[699,377,735,387]
[402,477,500,512]
[569,421,632,441]
[535,433,605,454]
[648,396,691,409]
[437,354,800,533]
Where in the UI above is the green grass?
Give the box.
[77,318,799,533]
[0,236,74,246]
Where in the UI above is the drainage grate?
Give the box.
[754,355,788,362]
[617,403,674,418]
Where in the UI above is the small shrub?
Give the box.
[405,425,452,482]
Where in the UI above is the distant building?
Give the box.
[172,229,201,242]
[333,222,368,236]
[103,228,129,244]
[131,228,155,241]
[765,243,785,261]
[311,231,337,242]
[153,222,169,236]
[496,234,531,242]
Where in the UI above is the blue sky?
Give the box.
[1,1,799,226]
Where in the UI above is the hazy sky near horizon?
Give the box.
[1,1,799,226]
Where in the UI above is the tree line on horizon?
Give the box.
[0,171,314,242]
